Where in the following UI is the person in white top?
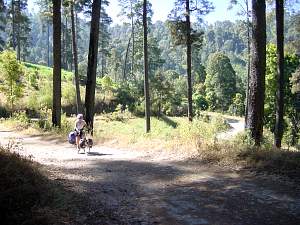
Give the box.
[74,114,86,150]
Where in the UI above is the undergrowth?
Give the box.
[0,144,72,225]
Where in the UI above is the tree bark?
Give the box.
[62,13,65,69]
[123,36,131,81]
[70,0,82,114]
[11,0,16,50]
[52,0,61,127]
[274,0,284,148]
[130,0,135,80]
[16,0,20,61]
[85,0,101,129]
[47,19,50,67]
[245,0,251,127]
[247,0,266,146]
[186,0,193,121]
[143,0,150,132]
[65,16,68,70]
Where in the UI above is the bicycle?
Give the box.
[77,128,93,154]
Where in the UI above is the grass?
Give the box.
[23,62,73,81]
[92,112,229,151]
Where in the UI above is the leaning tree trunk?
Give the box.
[70,0,82,114]
[186,0,193,122]
[85,0,101,129]
[52,0,61,127]
[274,0,284,148]
[247,0,266,146]
[143,0,150,133]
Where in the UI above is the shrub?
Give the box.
[62,83,76,106]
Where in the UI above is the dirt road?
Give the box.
[1,129,300,225]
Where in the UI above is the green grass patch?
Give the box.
[23,62,73,81]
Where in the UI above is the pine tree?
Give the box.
[52,0,61,127]
[168,0,213,121]
[274,0,284,148]
[143,0,150,132]
[247,0,266,146]
[85,0,102,129]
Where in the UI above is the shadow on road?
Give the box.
[57,158,300,225]
[86,152,113,156]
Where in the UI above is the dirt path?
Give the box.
[1,129,300,225]
[217,118,245,140]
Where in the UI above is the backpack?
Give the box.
[68,131,76,144]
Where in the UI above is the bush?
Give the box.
[37,107,52,130]
[62,83,76,106]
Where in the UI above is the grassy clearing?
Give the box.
[92,112,229,151]
[0,145,77,225]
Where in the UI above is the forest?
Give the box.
[0,0,300,224]
[0,0,299,147]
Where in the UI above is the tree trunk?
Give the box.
[186,0,193,122]
[16,0,20,61]
[130,0,135,80]
[62,14,65,69]
[143,0,150,132]
[247,0,266,146]
[71,1,82,114]
[85,0,101,129]
[65,16,68,70]
[123,36,131,81]
[47,19,50,67]
[52,0,61,127]
[11,0,16,50]
[245,0,251,128]
[274,0,284,148]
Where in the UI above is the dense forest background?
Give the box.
[0,0,299,146]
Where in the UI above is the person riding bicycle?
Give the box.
[74,114,86,150]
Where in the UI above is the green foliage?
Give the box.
[26,69,39,90]
[205,52,236,111]
[291,66,300,94]
[228,93,245,116]
[115,83,136,112]
[62,83,76,106]
[264,44,300,146]
[0,50,24,112]
[151,70,174,115]
[12,110,30,128]
[99,75,117,96]
[264,44,300,130]
[37,107,52,130]
[167,20,204,48]
[193,83,207,112]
